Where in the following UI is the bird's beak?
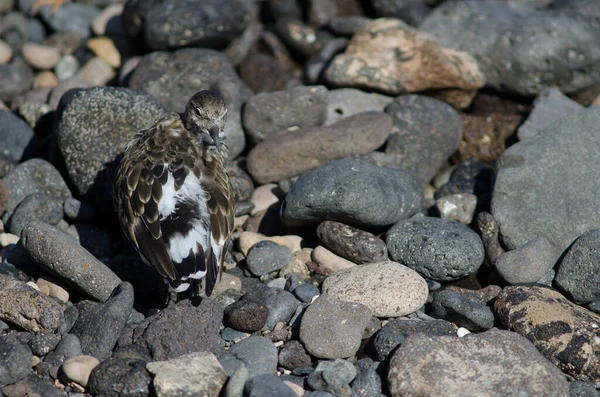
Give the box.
[209,125,220,139]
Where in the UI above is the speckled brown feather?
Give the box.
[114,113,235,293]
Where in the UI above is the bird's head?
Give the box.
[182,90,228,152]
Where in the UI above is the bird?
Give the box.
[114,90,235,298]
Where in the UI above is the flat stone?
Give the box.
[61,355,99,387]
[325,88,392,125]
[247,112,393,184]
[556,229,600,304]
[316,220,387,264]
[432,289,495,331]
[281,158,423,228]
[322,260,428,317]
[246,241,292,276]
[219,336,277,378]
[388,329,569,396]
[299,294,372,359]
[87,37,120,68]
[21,42,60,69]
[491,106,600,264]
[325,18,485,108]
[495,285,600,385]
[21,221,121,302]
[495,237,556,284]
[311,246,356,273]
[147,352,227,397]
[242,284,300,330]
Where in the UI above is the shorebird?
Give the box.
[114,90,235,297]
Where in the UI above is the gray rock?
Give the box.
[247,112,393,184]
[495,237,556,284]
[54,87,168,215]
[569,381,599,397]
[226,161,254,202]
[2,374,66,397]
[432,290,495,331]
[317,220,387,264]
[118,298,222,361]
[326,16,372,37]
[123,0,257,51]
[63,198,95,222]
[147,351,227,397]
[371,0,432,25]
[435,159,493,200]
[388,329,569,397]
[246,241,292,276]
[281,158,423,228]
[278,340,312,370]
[221,328,249,342]
[71,282,134,360]
[38,3,101,38]
[0,109,34,163]
[89,345,152,397]
[386,217,484,281]
[7,193,63,236]
[556,229,600,304]
[28,333,61,357]
[491,106,600,264]
[54,55,80,80]
[243,85,328,145]
[0,337,32,387]
[351,358,382,397]
[224,299,268,333]
[372,318,455,362]
[384,95,462,184]
[420,0,600,96]
[304,38,349,85]
[313,358,357,388]
[243,284,300,330]
[3,158,71,213]
[21,221,122,302]
[517,88,584,141]
[129,48,252,159]
[0,274,64,333]
[293,283,320,303]
[0,57,34,103]
[44,334,82,366]
[219,336,277,377]
[299,294,372,359]
[325,88,392,125]
[243,374,297,397]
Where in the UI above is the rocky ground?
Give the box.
[0,0,600,396]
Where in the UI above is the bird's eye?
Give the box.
[195,107,202,116]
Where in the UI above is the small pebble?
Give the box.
[246,241,292,276]
[293,283,320,303]
[0,233,19,248]
[239,231,302,256]
[77,57,115,86]
[311,246,356,273]
[250,183,280,216]
[36,276,69,302]
[61,355,100,387]
[21,43,60,70]
[224,299,269,333]
[435,193,477,224]
[87,37,121,68]
[54,55,80,80]
[92,3,124,36]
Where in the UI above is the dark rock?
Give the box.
[556,229,600,304]
[0,337,31,387]
[243,85,328,145]
[73,223,112,258]
[317,221,387,264]
[224,300,269,333]
[2,374,66,397]
[63,197,95,222]
[246,241,292,276]
[308,358,356,395]
[44,334,82,366]
[54,86,168,216]
[7,193,63,236]
[307,0,363,28]
[432,290,494,331]
[119,298,222,361]
[384,95,462,184]
[491,106,600,264]
[569,381,599,397]
[129,48,252,158]
[293,283,320,303]
[71,282,134,360]
[388,329,569,396]
[476,211,504,266]
[351,358,382,397]
[0,275,64,333]
[281,158,423,227]
[299,294,372,359]
[0,57,34,103]
[275,19,331,58]
[239,52,302,94]
[278,340,312,370]
[88,345,152,397]
[372,318,455,361]
[371,0,431,25]
[494,285,600,384]
[326,16,371,37]
[304,37,348,85]
[421,0,600,96]
[243,374,297,397]
[221,328,249,342]
[495,237,556,284]
[0,109,35,163]
[386,217,484,281]
[58,303,79,335]
[219,336,277,377]
[247,112,392,184]
[435,159,493,200]
[21,221,122,302]
[2,158,71,214]
[38,3,100,37]
[28,333,61,357]
[123,0,257,50]
[243,284,300,330]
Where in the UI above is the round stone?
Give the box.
[246,241,292,277]
[224,300,269,333]
[61,355,100,387]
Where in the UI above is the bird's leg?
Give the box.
[31,0,69,14]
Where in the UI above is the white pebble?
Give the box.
[457,327,471,337]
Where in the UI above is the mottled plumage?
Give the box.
[114,91,234,296]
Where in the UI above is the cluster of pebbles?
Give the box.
[1,0,600,396]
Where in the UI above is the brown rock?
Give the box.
[21,43,60,70]
[316,220,387,264]
[78,57,115,86]
[325,18,485,109]
[87,37,121,68]
[32,71,58,88]
[494,285,600,385]
[0,275,64,333]
[247,111,392,184]
[311,246,356,273]
[239,53,302,94]
[308,0,363,28]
